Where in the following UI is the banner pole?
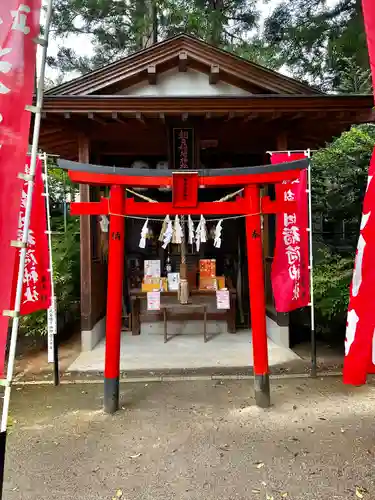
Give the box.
[43,153,59,386]
[306,149,317,377]
[0,0,54,495]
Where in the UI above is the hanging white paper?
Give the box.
[158,215,167,242]
[195,214,207,251]
[173,215,182,244]
[188,215,195,245]
[139,218,149,248]
[162,215,173,249]
[214,219,223,248]
[99,215,109,233]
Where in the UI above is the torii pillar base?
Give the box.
[254,374,270,408]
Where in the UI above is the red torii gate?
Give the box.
[61,158,308,413]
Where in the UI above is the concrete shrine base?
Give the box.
[69,318,299,373]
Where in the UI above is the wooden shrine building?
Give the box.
[39,35,373,411]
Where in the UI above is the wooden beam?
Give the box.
[147,64,157,85]
[88,112,107,125]
[77,134,93,331]
[225,112,236,121]
[264,112,282,123]
[111,112,127,124]
[43,95,374,115]
[136,112,145,124]
[244,113,259,122]
[276,130,288,151]
[178,51,188,72]
[289,112,304,121]
[209,65,220,84]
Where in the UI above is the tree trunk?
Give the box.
[210,0,224,46]
[151,0,158,45]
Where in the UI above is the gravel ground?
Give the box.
[4,376,375,500]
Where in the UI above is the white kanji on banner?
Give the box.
[345,309,359,356]
[11,4,31,34]
[0,47,13,94]
[282,226,300,245]
[284,213,297,226]
[284,189,295,202]
[285,245,300,265]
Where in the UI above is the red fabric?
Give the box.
[343,151,375,383]
[0,0,42,374]
[342,1,375,384]
[362,0,375,93]
[12,157,51,315]
[271,153,310,312]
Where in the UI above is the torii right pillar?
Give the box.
[244,185,270,407]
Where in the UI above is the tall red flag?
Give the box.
[0,1,42,375]
[12,157,52,315]
[343,0,375,384]
[271,153,310,312]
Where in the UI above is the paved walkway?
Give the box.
[68,327,299,372]
[5,376,375,499]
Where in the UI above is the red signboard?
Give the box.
[342,0,375,384]
[13,157,51,315]
[271,153,310,312]
[0,0,42,374]
[172,171,199,208]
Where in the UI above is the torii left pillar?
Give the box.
[104,185,125,413]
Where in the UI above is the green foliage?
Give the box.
[313,248,353,323]
[47,0,272,74]
[311,124,375,250]
[264,0,370,92]
[47,0,372,94]
[308,124,375,336]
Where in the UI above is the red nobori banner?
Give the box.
[343,0,375,385]
[362,0,375,94]
[343,150,375,384]
[13,157,51,315]
[0,0,42,374]
[271,153,310,312]
[342,1,375,384]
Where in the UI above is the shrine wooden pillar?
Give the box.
[78,135,93,333]
[104,185,125,413]
[244,184,270,408]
